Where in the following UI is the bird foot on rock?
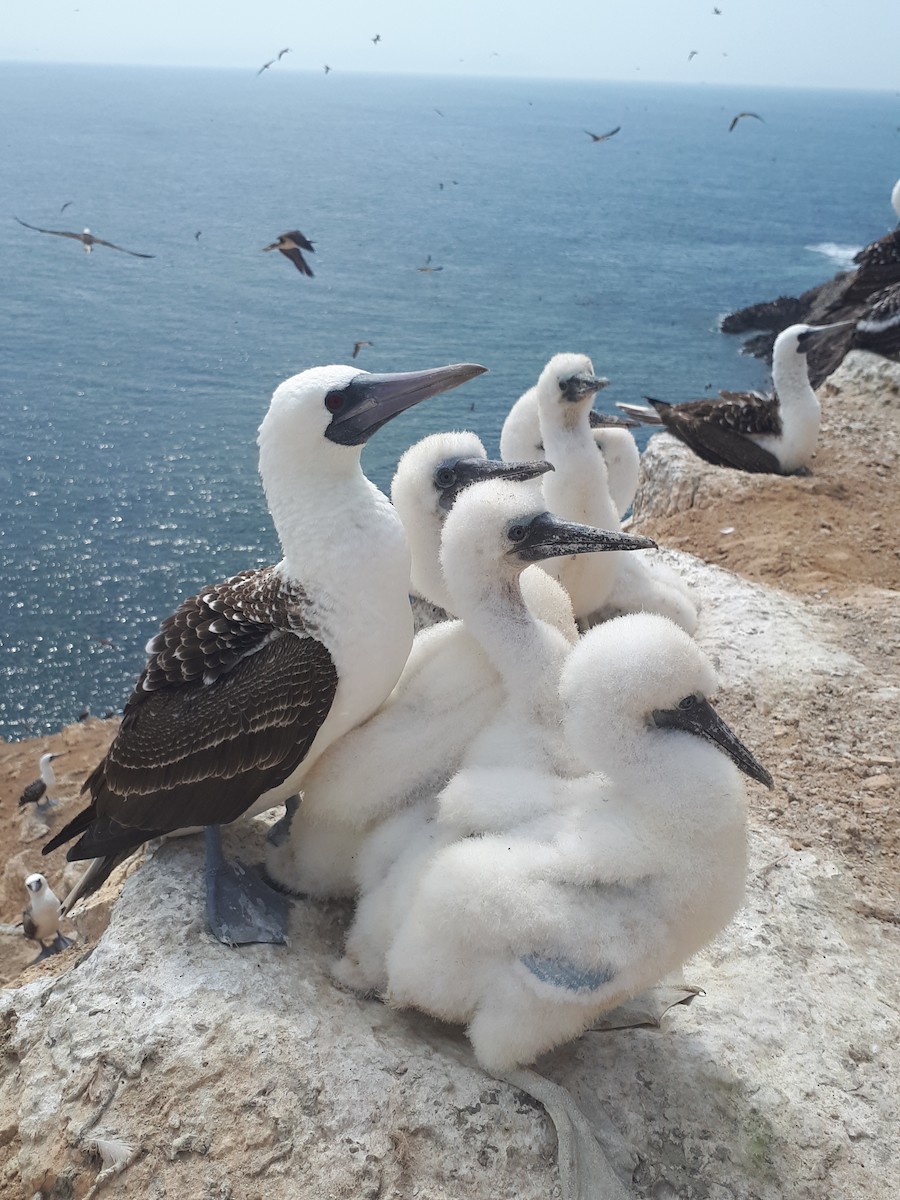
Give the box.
[205,827,290,946]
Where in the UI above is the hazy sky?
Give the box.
[3,0,900,91]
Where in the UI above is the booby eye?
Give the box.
[324,391,345,413]
[434,466,456,489]
[508,523,528,543]
[678,695,698,710]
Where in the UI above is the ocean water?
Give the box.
[1,63,897,740]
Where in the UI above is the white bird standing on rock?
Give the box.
[528,353,698,633]
[501,381,641,518]
[333,480,655,994]
[22,873,73,962]
[43,362,486,945]
[618,323,853,474]
[19,753,62,809]
[381,614,772,1200]
[265,434,564,898]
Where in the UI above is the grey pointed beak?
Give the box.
[652,697,774,789]
[796,321,855,352]
[324,363,488,446]
[27,879,42,892]
[563,372,610,401]
[589,410,640,430]
[437,458,553,511]
[510,511,657,561]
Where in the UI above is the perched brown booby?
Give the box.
[617,323,851,474]
[14,216,154,258]
[22,873,73,962]
[853,283,900,357]
[19,753,62,809]
[43,361,487,945]
[263,230,315,277]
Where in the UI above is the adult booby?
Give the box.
[23,873,73,962]
[382,614,770,1200]
[14,216,154,258]
[853,283,900,357]
[500,380,641,518]
[19,753,62,809]
[266,435,572,898]
[43,362,486,944]
[257,48,290,74]
[263,230,315,277]
[618,323,852,474]
[334,481,655,993]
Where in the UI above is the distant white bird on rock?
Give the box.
[265,435,562,898]
[500,377,641,519]
[618,323,852,474]
[44,362,486,945]
[333,481,655,993]
[19,753,62,809]
[22,873,73,962]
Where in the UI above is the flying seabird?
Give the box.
[352,340,373,359]
[262,230,315,277]
[729,111,764,132]
[688,50,698,61]
[195,231,202,241]
[257,49,289,75]
[324,64,331,74]
[713,6,722,13]
[60,201,73,213]
[418,255,443,272]
[853,283,900,357]
[19,753,63,809]
[14,216,154,258]
[43,361,487,945]
[584,126,620,143]
[22,873,73,962]
[618,322,853,474]
[372,34,381,44]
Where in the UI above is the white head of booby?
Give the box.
[891,178,900,222]
[385,613,771,1077]
[19,752,62,808]
[39,752,59,787]
[500,379,640,519]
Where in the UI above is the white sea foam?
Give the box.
[805,242,862,269]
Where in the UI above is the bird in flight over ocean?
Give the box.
[584,126,620,143]
[729,111,764,132]
[14,216,154,257]
[417,255,443,273]
[257,48,290,75]
[262,230,315,277]
[324,64,331,74]
[60,201,73,214]
[713,6,722,13]
[352,340,373,359]
[688,50,698,61]
[372,34,381,44]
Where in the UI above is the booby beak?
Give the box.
[562,372,610,401]
[589,410,640,430]
[509,512,657,561]
[436,458,553,511]
[325,363,488,446]
[796,321,855,352]
[26,877,43,892]
[652,696,774,789]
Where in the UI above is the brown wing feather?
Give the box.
[653,392,782,472]
[56,633,337,859]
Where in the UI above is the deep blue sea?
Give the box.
[1,64,897,739]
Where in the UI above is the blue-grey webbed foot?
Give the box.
[205,825,290,946]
